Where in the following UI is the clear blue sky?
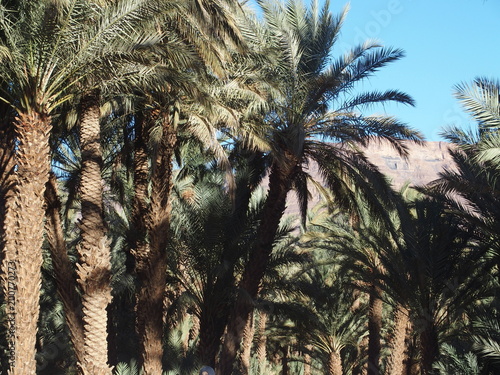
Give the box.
[336,0,500,141]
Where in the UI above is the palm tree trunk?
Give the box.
[199,150,266,368]
[239,311,255,375]
[76,89,112,375]
[219,161,294,374]
[128,110,150,365]
[384,305,409,375]
[281,346,290,375]
[420,322,439,375]
[44,175,86,372]
[327,351,343,375]
[0,112,15,259]
[135,110,177,375]
[368,284,383,375]
[303,345,312,375]
[256,309,268,375]
[0,114,14,375]
[1,112,51,375]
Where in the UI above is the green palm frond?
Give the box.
[454,77,500,131]
[114,360,140,375]
[433,344,481,375]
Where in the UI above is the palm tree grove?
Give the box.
[0,0,499,374]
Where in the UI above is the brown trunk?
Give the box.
[327,351,343,375]
[419,322,438,375]
[0,110,15,260]
[303,345,312,375]
[219,160,295,375]
[239,311,255,375]
[403,333,418,375]
[368,284,382,375]
[0,111,14,375]
[281,346,290,375]
[44,175,86,372]
[1,112,51,374]
[128,110,150,366]
[255,310,268,375]
[135,110,176,375]
[384,305,409,375]
[76,90,112,375]
[199,150,265,368]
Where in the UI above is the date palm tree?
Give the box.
[0,0,174,373]
[219,0,422,372]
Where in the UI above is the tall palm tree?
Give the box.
[383,197,484,375]
[0,2,77,372]
[123,1,251,371]
[219,0,422,372]
[0,1,173,372]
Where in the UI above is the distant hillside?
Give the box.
[361,140,455,189]
[283,140,456,217]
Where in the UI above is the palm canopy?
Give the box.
[0,0,168,117]
[252,0,422,220]
[450,78,500,166]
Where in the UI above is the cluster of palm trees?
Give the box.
[0,0,498,374]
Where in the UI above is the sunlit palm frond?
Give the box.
[454,77,500,131]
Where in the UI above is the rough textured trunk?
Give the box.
[303,344,313,375]
[368,284,383,375]
[199,150,266,368]
[1,112,51,374]
[219,160,294,375]
[420,322,438,375]
[404,333,418,375]
[0,112,15,260]
[384,305,409,375]
[127,110,150,366]
[255,310,268,375]
[76,90,112,375]
[135,110,176,375]
[44,175,86,372]
[327,351,343,375]
[0,111,15,375]
[239,311,255,375]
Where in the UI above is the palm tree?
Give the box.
[0,2,76,372]
[452,78,500,166]
[384,197,484,375]
[219,0,422,371]
[0,1,175,372]
[123,1,251,371]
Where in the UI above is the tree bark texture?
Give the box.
[45,175,86,372]
[420,322,439,375]
[368,284,383,375]
[0,113,15,265]
[1,112,51,375]
[239,311,255,375]
[255,310,268,375]
[199,151,266,368]
[384,305,409,375]
[76,90,112,375]
[327,351,343,375]
[134,111,176,375]
[218,160,295,375]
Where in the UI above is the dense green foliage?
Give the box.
[0,0,499,374]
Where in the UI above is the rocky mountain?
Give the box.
[284,140,456,217]
[360,140,455,190]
